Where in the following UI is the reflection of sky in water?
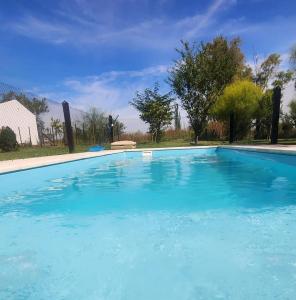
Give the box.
[1,149,296,299]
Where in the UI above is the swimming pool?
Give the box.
[1,147,296,299]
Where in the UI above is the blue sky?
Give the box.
[0,0,296,130]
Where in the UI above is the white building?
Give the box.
[0,100,39,145]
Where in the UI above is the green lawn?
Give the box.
[0,138,295,161]
[0,145,89,161]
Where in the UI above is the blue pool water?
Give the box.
[1,147,296,299]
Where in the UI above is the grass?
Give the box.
[0,144,89,161]
[0,138,295,161]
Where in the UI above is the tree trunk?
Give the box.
[229,112,235,144]
[156,129,161,143]
[255,119,260,139]
[193,130,199,144]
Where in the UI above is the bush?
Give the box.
[0,127,18,152]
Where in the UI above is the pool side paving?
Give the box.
[0,145,296,174]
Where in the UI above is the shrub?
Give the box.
[0,127,18,152]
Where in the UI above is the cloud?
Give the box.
[47,65,170,132]
[5,0,235,50]
[183,0,232,39]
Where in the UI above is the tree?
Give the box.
[50,118,63,141]
[289,99,296,128]
[130,84,174,143]
[280,114,294,138]
[0,127,18,152]
[174,104,181,130]
[213,80,262,141]
[169,36,247,143]
[114,119,125,141]
[83,107,108,144]
[254,54,281,90]
[255,90,273,139]
[253,54,293,139]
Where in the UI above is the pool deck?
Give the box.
[0,144,296,174]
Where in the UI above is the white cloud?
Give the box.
[5,0,235,50]
[48,65,172,132]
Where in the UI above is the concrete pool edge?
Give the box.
[0,146,216,174]
[220,145,296,156]
[0,144,296,175]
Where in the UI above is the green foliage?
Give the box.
[82,108,125,144]
[254,53,293,90]
[50,118,63,140]
[83,108,109,144]
[113,120,125,140]
[130,84,174,143]
[279,114,295,138]
[213,80,263,140]
[272,70,294,89]
[0,127,18,152]
[289,99,296,127]
[169,36,246,142]
[254,90,273,139]
[253,53,293,139]
[254,54,281,90]
[2,91,48,115]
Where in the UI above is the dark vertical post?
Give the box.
[109,115,114,143]
[229,112,235,144]
[271,86,281,144]
[62,122,67,145]
[62,101,75,153]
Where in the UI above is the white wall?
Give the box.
[0,100,39,145]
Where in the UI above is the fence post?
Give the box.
[271,86,281,144]
[108,115,114,143]
[62,101,75,153]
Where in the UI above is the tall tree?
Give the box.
[169,36,247,143]
[288,99,296,128]
[174,103,181,130]
[254,54,281,90]
[130,84,174,143]
[253,54,293,139]
[213,80,262,141]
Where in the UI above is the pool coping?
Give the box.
[0,146,216,175]
[220,145,296,156]
[0,144,295,175]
